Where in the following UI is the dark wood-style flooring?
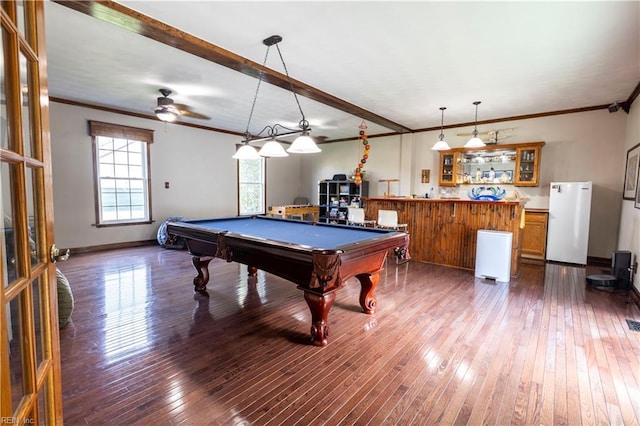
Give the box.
[57,246,640,425]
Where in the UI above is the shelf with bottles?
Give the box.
[439,152,460,186]
[438,141,544,187]
[514,144,542,186]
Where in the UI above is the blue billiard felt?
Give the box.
[188,217,390,249]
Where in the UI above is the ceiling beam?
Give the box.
[623,81,640,114]
[53,0,413,134]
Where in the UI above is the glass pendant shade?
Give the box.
[259,140,289,157]
[465,135,486,148]
[464,101,485,148]
[232,144,260,160]
[431,139,451,151]
[287,134,321,153]
[431,106,451,150]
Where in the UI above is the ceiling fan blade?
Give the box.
[173,103,210,120]
[180,111,211,120]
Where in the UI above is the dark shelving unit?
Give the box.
[318,180,369,224]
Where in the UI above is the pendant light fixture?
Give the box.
[233,35,321,159]
[258,139,289,157]
[464,101,486,148]
[287,131,321,153]
[232,143,260,160]
[431,107,451,151]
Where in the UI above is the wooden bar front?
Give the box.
[363,198,525,277]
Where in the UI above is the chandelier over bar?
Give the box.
[431,107,451,151]
[233,35,321,159]
[464,101,486,148]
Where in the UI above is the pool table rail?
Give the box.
[172,226,406,291]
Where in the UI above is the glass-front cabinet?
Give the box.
[439,152,459,186]
[438,141,545,187]
[514,145,542,186]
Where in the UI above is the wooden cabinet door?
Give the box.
[522,211,548,259]
[439,152,457,186]
[1,1,64,423]
[515,145,542,186]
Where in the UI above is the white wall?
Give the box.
[299,132,409,200]
[50,102,631,264]
[266,155,304,206]
[301,109,628,260]
[50,102,301,248]
[618,101,640,292]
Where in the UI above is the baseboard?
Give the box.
[521,257,545,265]
[68,239,157,255]
[524,256,610,267]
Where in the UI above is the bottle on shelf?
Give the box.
[429,187,435,199]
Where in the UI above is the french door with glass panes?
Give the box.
[1,1,65,424]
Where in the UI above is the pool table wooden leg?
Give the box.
[192,256,213,294]
[303,290,336,347]
[356,273,379,315]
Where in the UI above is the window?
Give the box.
[89,121,153,226]
[238,157,265,215]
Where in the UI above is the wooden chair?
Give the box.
[347,207,376,227]
[377,209,408,231]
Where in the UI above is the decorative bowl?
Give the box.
[468,186,507,201]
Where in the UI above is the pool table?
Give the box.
[167,216,410,346]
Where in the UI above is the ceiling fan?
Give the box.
[154,88,210,122]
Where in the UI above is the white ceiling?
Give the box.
[43,1,640,142]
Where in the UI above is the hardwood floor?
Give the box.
[57,246,640,425]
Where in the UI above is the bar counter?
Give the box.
[362,197,526,277]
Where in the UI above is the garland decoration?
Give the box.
[354,120,370,185]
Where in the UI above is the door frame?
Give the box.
[1,1,63,423]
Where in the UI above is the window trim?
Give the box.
[89,120,154,227]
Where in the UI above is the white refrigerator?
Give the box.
[546,181,592,264]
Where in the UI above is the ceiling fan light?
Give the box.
[287,134,321,153]
[232,144,260,160]
[155,108,177,122]
[259,140,289,157]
